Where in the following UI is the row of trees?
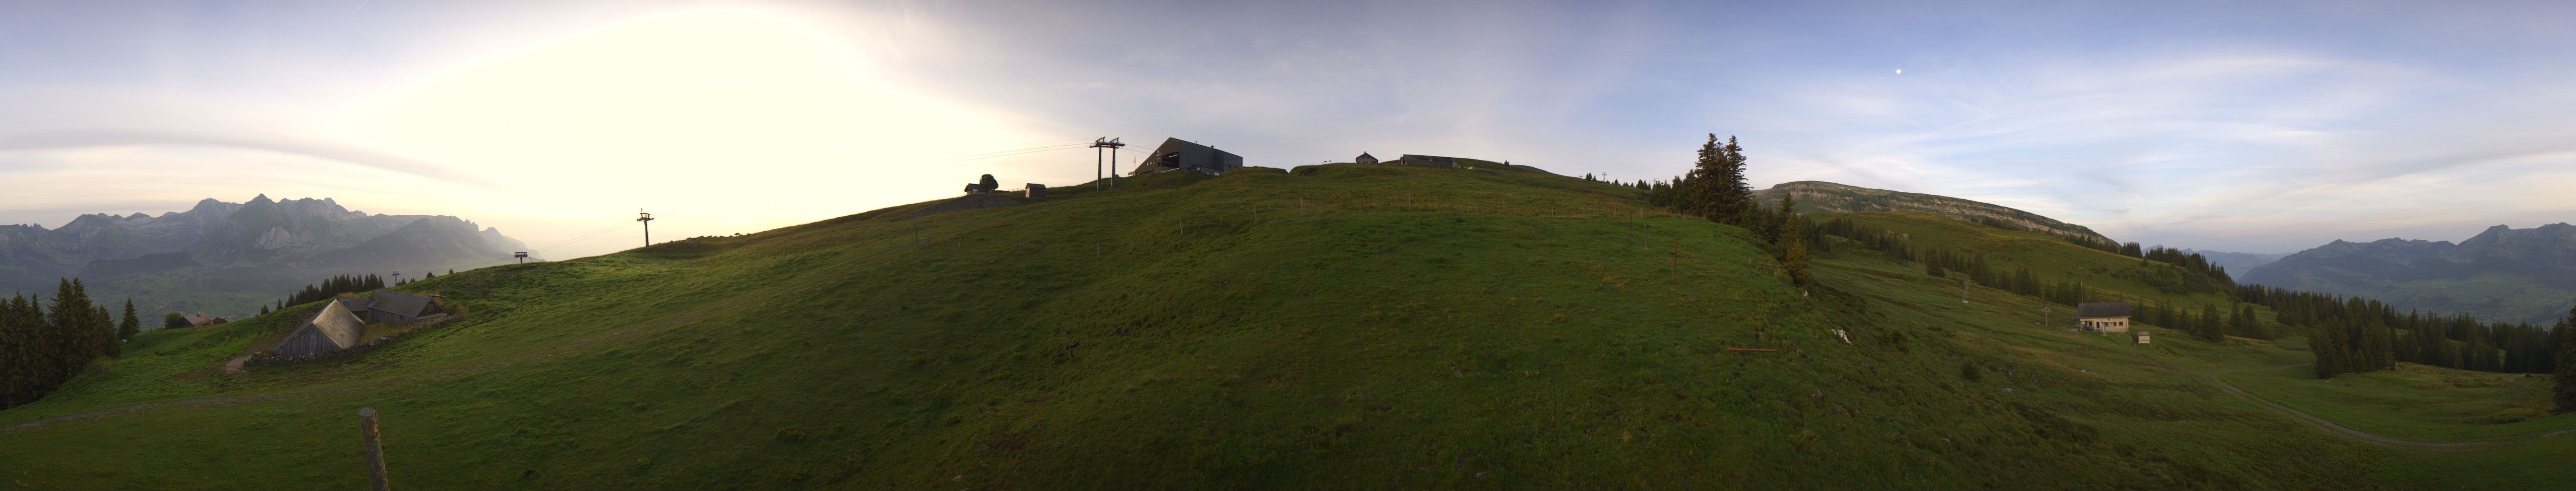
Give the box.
[0,280,132,409]
[2135,246,2233,285]
[253,272,435,318]
[2235,285,2556,378]
[1815,218,1915,261]
[271,273,390,315]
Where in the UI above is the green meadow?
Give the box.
[3,164,2570,489]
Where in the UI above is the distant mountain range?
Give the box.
[1754,181,2117,245]
[0,195,531,321]
[2241,223,2576,323]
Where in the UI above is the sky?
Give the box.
[3,0,2575,258]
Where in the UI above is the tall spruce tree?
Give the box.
[0,293,27,406]
[1783,226,1812,286]
[118,299,139,342]
[1683,135,1727,221]
[1714,137,1752,224]
[2556,305,2576,412]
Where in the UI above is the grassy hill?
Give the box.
[1756,180,2116,245]
[3,164,2572,489]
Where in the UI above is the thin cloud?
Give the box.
[0,129,495,187]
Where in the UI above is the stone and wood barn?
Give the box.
[1127,138,1244,176]
[1398,154,1459,168]
[1354,152,1379,164]
[339,290,449,324]
[276,299,366,356]
[2078,302,2132,333]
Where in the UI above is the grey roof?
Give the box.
[1129,138,1243,175]
[339,297,369,313]
[1398,154,1459,167]
[276,299,365,355]
[2077,302,2131,318]
[367,290,438,318]
[182,313,212,326]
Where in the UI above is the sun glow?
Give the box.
[328,8,1040,253]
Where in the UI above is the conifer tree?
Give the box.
[2555,305,2576,412]
[2313,323,2349,379]
[1782,215,1812,285]
[117,299,138,342]
[1683,135,1727,221]
[94,305,115,358]
[1715,137,1752,224]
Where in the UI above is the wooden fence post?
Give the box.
[360,407,391,491]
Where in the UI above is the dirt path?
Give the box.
[2173,363,2576,450]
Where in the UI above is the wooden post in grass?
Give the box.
[1670,240,1682,281]
[359,407,391,491]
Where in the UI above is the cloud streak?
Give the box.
[0,128,495,187]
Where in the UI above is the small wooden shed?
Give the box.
[1355,152,1379,164]
[2132,329,2151,344]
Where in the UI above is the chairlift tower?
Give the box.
[1092,137,1126,190]
[637,210,655,248]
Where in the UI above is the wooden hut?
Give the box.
[276,299,366,356]
[1355,152,1379,164]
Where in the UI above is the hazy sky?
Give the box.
[4,0,2574,257]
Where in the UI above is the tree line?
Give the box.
[1627,134,2574,390]
[263,273,389,316]
[1810,209,2283,341]
[2236,284,2556,378]
[0,280,133,409]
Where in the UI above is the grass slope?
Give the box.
[0,164,2564,489]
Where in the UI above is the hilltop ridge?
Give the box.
[0,196,530,318]
[1754,180,2115,245]
[2243,222,2576,322]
